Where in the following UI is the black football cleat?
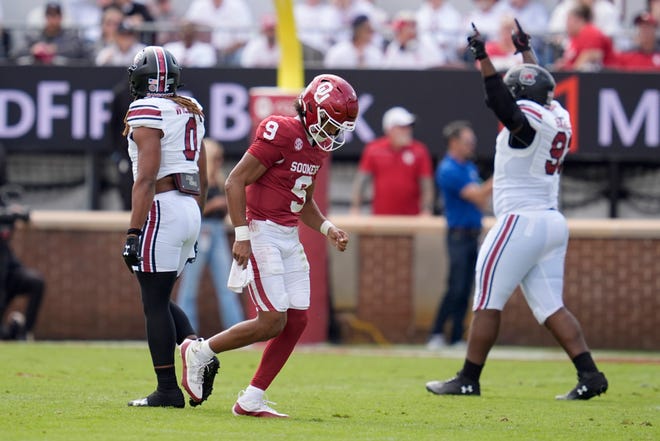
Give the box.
[128,388,185,408]
[189,356,220,407]
[426,373,481,396]
[556,371,608,400]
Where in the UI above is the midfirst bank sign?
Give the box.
[0,66,657,160]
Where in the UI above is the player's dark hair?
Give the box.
[294,98,304,119]
[294,98,312,137]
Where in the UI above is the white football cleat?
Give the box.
[232,390,289,418]
[180,338,211,403]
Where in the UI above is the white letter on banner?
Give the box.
[354,93,375,144]
[0,90,35,138]
[37,81,70,138]
[89,90,113,139]
[208,83,250,141]
[599,89,659,147]
[71,90,86,139]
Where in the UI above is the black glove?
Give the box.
[511,18,531,54]
[122,234,142,273]
[467,23,487,60]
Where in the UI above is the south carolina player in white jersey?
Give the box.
[427,21,608,400]
[121,46,219,408]
[180,74,358,417]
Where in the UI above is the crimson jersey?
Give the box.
[615,50,660,71]
[561,24,616,69]
[246,115,328,226]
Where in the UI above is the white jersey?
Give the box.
[492,99,572,218]
[127,96,205,180]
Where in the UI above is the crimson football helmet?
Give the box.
[503,63,556,106]
[298,74,359,151]
[128,46,181,99]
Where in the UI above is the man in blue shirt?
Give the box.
[428,120,492,349]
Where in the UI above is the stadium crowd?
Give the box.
[0,0,658,71]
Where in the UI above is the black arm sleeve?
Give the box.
[483,74,536,148]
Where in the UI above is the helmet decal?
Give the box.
[314,82,333,105]
[518,67,537,86]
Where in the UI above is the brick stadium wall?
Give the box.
[6,212,660,350]
[7,212,249,340]
[356,235,414,343]
[333,216,660,351]
[498,238,660,350]
[353,235,660,350]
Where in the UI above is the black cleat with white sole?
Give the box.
[128,388,185,408]
[556,371,608,400]
[426,373,481,396]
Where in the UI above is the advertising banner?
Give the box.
[0,66,657,161]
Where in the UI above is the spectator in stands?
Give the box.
[164,20,218,67]
[353,0,389,32]
[185,0,253,66]
[0,147,45,342]
[26,1,74,29]
[13,2,91,65]
[324,14,384,68]
[295,0,342,62]
[176,139,244,333]
[351,106,434,216]
[240,14,280,68]
[553,4,616,71]
[463,0,514,43]
[93,5,124,54]
[614,12,660,71]
[482,15,523,71]
[415,0,464,64]
[548,0,621,39]
[95,22,145,66]
[115,0,155,45]
[67,0,106,44]
[150,0,179,45]
[383,11,447,69]
[427,120,492,350]
[329,0,361,43]
[352,0,389,47]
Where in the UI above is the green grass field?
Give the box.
[1,342,657,441]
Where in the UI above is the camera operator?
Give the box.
[0,147,45,341]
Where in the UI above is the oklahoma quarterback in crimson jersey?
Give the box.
[246,115,329,227]
[180,74,358,418]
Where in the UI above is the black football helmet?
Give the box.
[503,63,556,106]
[128,46,181,99]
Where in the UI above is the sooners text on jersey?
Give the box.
[246,115,328,226]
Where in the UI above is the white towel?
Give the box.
[227,259,253,293]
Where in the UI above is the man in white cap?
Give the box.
[351,106,434,215]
